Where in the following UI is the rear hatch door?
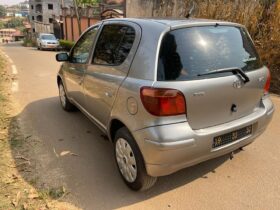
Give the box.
[156,25,267,130]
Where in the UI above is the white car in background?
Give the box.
[37,33,59,51]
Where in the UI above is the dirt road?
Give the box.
[1,42,280,210]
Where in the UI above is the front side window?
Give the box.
[93,24,135,65]
[158,26,262,81]
[70,26,99,64]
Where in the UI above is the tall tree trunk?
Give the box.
[73,0,82,36]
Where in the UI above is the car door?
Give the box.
[84,21,141,129]
[63,25,100,109]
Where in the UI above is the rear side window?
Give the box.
[158,26,262,81]
[93,24,135,65]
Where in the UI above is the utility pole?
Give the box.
[60,0,65,39]
[73,0,82,36]
[60,0,65,7]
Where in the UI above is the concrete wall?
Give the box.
[34,21,53,33]
[126,0,189,18]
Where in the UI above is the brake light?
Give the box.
[140,87,186,116]
[264,68,271,95]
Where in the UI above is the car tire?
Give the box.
[114,127,157,191]
[58,82,76,112]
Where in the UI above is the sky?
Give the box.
[0,0,23,6]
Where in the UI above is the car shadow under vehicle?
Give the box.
[8,96,232,209]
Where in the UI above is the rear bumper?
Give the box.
[133,97,274,177]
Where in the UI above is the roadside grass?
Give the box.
[0,53,79,209]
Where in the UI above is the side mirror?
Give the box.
[56,53,69,62]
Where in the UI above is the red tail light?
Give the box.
[264,68,271,95]
[140,87,186,116]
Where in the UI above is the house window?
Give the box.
[31,5,34,9]
[49,18,53,23]
[48,4,53,10]
[36,15,43,22]
[32,16,34,20]
[33,28,35,33]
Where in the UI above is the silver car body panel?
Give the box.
[133,96,274,176]
[63,62,87,108]
[83,21,142,127]
[153,67,268,129]
[58,18,274,177]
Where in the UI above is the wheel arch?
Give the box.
[109,118,126,143]
[57,75,62,86]
[110,119,157,190]
[108,118,147,162]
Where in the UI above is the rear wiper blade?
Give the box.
[197,67,250,83]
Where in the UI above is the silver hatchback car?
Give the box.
[37,33,60,50]
[56,18,274,191]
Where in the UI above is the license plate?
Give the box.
[212,125,252,148]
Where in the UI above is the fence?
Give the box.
[61,2,125,42]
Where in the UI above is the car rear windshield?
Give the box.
[157,26,262,81]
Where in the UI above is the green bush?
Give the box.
[22,38,36,47]
[59,40,75,51]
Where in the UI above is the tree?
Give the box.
[73,0,82,36]
[77,0,100,6]
[4,18,24,28]
[72,0,100,36]
[0,5,6,18]
[0,21,4,29]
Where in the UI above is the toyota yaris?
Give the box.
[56,18,274,191]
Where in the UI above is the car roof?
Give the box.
[103,17,243,29]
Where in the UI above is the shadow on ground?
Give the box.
[8,96,231,209]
